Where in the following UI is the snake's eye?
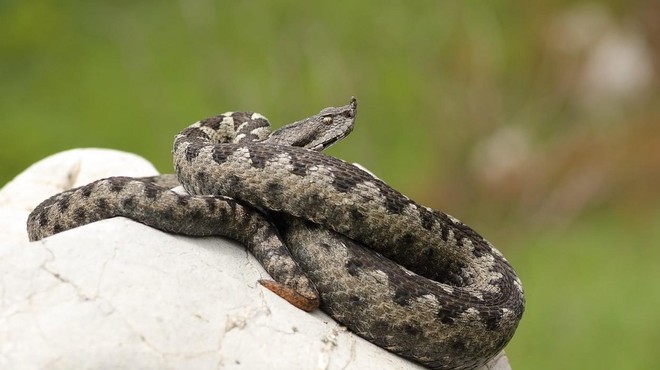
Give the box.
[322,116,333,124]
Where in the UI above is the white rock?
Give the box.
[0,149,511,370]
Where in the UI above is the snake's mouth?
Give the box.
[320,135,342,149]
[317,130,352,151]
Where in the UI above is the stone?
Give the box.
[0,149,511,370]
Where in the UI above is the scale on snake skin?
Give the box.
[27,98,524,370]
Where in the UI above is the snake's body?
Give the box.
[27,98,524,370]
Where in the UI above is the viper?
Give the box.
[27,98,524,370]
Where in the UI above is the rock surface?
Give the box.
[0,149,512,370]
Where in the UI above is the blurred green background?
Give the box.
[2,1,659,369]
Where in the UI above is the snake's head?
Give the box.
[264,97,358,152]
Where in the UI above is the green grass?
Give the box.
[506,206,660,369]
[0,1,558,188]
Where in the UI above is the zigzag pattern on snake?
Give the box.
[27,98,524,370]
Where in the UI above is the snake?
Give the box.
[27,98,524,370]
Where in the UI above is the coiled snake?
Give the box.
[27,98,524,370]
